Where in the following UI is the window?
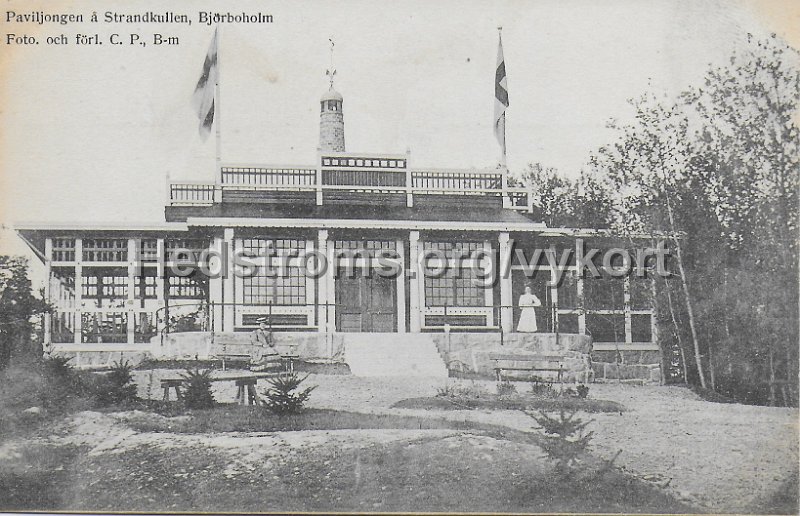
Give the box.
[242,238,305,257]
[585,314,626,343]
[584,276,624,310]
[556,272,579,309]
[425,268,485,307]
[81,269,127,299]
[334,240,396,257]
[82,239,127,261]
[557,313,579,333]
[242,266,305,305]
[631,314,653,342]
[168,273,208,299]
[135,272,157,299]
[166,239,208,263]
[51,238,75,261]
[423,241,483,260]
[137,239,158,262]
[240,238,307,305]
[629,276,653,310]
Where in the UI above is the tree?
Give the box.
[513,163,614,228]
[589,33,799,404]
[0,256,51,368]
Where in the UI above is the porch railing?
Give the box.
[168,162,538,212]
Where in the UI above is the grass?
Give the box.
[126,406,487,433]
[393,393,625,413]
[31,431,700,514]
[0,443,87,510]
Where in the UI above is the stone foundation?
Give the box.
[430,332,593,382]
[151,332,345,362]
[591,362,661,383]
[51,350,149,369]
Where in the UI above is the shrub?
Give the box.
[180,368,216,409]
[92,360,138,407]
[529,378,558,398]
[528,408,594,476]
[576,384,590,399]
[261,373,317,416]
[496,381,517,396]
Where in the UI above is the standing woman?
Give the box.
[516,285,542,332]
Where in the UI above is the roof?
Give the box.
[321,88,343,102]
[166,202,538,226]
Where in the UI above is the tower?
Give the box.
[319,39,345,152]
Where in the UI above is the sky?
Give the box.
[1,0,798,280]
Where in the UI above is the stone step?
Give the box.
[343,333,448,377]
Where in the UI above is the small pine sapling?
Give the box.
[180,368,216,409]
[261,373,317,416]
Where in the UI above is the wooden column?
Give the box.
[409,231,422,332]
[624,277,632,345]
[43,238,52,350]
[222,228,235,332]
[317,230,330,333]
[395,238,407,333]
[155,238,166,309]
[315,154,324,206]
[208,236,224,333]
[74,238,83,344]
[498,233,513,333]
[127,238,136,344]
[405,149,413,208]
[304,238,316,329]
[325,234,336,338]
[577,274,586,335]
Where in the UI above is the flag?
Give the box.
[192,28,218,138]
[494,32,509,160]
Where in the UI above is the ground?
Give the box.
[0,370,797,513]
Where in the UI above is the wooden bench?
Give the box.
[488,353,565,383]
[160,371,288,404]
[211,352,300,373]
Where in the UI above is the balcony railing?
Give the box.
[221,165,316,188]
[168,159,537,212]
[170,183,215,205]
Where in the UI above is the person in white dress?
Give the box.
[517,286,542,332]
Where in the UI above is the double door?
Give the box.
[335,269,397,332]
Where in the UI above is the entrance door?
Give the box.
[336,269,397,332]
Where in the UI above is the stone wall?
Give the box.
[151,332,345,362]
[53,350,149,369]
[592,349,661,364]
[591,361,662,383]
[430,332,593,382]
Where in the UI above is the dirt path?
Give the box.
[0,410,695,513]
[303,375,799,513]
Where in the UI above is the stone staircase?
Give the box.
[343,333,449,377]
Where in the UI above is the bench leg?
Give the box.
[236,385,245,405]
[247,384,259,405]
[173,386,182,400]
[163,386,170,401]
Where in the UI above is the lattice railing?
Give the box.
[220,166,317,187]
[170,183,215,204]
[412,169,503,193]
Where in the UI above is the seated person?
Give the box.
[249,318,281,372]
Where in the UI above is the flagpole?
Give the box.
[215,24,222,176]
[498,26,507,168]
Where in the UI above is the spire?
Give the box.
[326,38,337,90]
[319,37,345,152]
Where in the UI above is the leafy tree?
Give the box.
[589,33,799,404]
[0,256,50,369]
[513,163,614,228]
